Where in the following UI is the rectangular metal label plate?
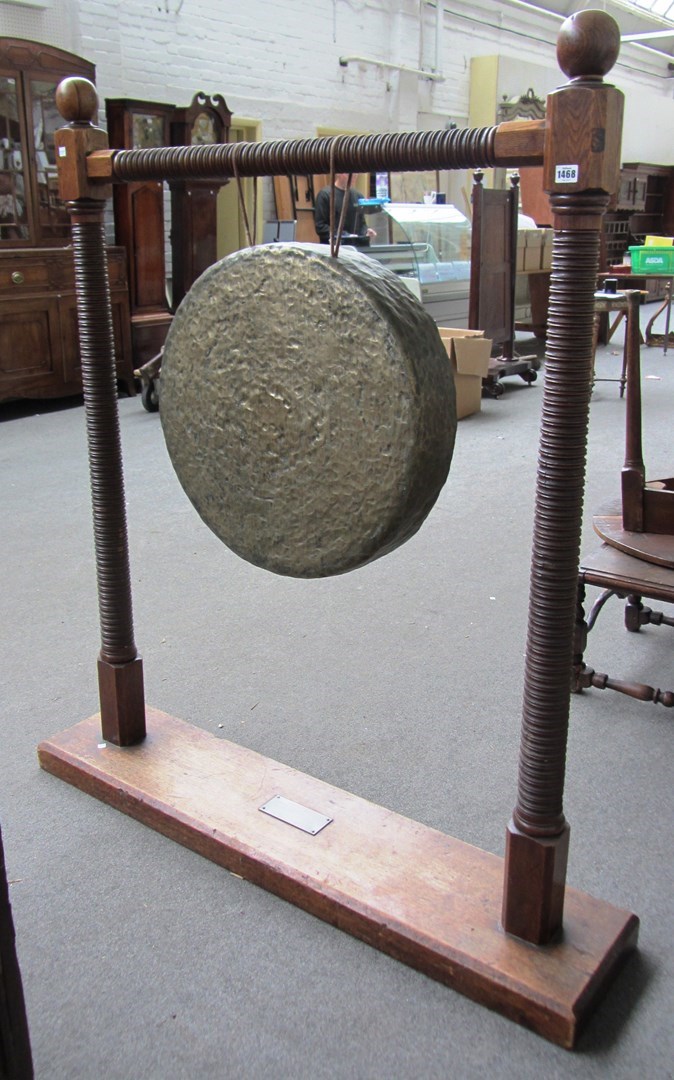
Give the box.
[259,795,332,835]
[555,164,579,183]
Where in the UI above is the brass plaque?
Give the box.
[259,795,332,836]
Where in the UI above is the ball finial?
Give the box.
[557,9,621,81]
[55,77,99,123]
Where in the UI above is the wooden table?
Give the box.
[597,272,673,353]
[573,542,674,708]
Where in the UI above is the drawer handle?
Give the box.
[11,271,24,285]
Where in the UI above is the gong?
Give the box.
[160,242,456,577]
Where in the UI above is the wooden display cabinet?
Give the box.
[105,97,176,365]
[170,92,231,308]
[603,163,674,286]
[0,39,135,403]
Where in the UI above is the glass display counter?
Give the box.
[362,201,471,327]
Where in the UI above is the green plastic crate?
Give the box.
[629,245,674,274]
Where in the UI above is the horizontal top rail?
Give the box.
[85,120,546,185]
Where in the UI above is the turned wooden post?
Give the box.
[505,171,520,364]
[55,79,146,746]
[468,169,485,335]
[502,10,624,943]
[621,290,646,531]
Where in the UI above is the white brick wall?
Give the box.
[2,0,672,167]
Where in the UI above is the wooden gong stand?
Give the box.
[38,14,640,1049]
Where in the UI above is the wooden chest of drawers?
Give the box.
[0,246,135,404]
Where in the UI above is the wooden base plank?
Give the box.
[37,709,639,1048]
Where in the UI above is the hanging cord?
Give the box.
[329,137,352,259]
[232,145,257,247]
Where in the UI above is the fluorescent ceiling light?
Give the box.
[621,27,674,38]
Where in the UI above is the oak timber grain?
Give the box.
[38,709,638,1049]
[86,150,115,179]
[493,120,545,167]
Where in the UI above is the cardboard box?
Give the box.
[523,228,544,271]
[523,245,542,271]
[437,327,492,419]
[517,228,548,272]
[540,228,553,270]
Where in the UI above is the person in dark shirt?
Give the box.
[314,173,376,245]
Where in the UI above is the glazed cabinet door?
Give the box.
[0,40,95,249]
[0,70,31,244]
[23,71,71,245]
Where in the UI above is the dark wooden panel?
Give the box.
[169,182,220,308]
[474,193,511,343]
[0,296,60,386]
[469,177,517,354]
[130,184,166,310]
[105,98,174,357]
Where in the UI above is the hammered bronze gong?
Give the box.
[160,242,456,577]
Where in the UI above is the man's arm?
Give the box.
[353,190,376,240]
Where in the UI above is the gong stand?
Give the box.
[39,13,639,1049]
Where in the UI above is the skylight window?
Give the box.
[624,0,674,25]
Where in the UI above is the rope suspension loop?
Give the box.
[232,144,256,247]
[328,136,352,259]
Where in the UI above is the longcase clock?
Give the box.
[169,92,231,308]
[105,97,175,365]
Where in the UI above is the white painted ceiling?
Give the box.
[499,0,674,63]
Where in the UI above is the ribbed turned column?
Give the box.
[69,203,137,665]
[516,206,605,837]
[502,9,623,943]
[55,78,146,746]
